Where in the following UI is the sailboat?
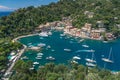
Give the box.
[85,52,97,67]
[86,62,96,67]
[85,52,96,63]
[102,47,114,63]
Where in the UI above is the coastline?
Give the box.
[3,33,39,79]
[12,33,39,42]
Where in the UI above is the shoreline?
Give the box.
[3,30,119,79]
[3,33,38,79]
[12,33,39,42]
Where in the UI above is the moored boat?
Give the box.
[82,45,89,48]
[46,56,55,61]
[102,47,114,63]
[64,48,71,52]
[86,62,96,67]
[73,56,81,60]
[39,32,48,37]
[33,62,39,65]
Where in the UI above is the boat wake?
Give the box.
[75,49,95,53]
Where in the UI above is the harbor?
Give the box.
[18,31,120,71]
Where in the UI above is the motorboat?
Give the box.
[85,58,96,63]
[35,57,42,59]
[39,32,48,37]
[73,56,81,60]
[82,45,89,48]
[64,49,71,52]
[86,62,96,67]
[33,62,39,65]
[37,53,43,56]
[46,56,55,61]
[37,43,46,47]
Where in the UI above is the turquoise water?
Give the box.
[19,31,120,71]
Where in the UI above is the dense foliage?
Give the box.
[0,0,120,38]
[10,61,120,80]
[0,39,22,71]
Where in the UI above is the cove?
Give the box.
[18,31,120,71]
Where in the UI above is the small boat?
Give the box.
[47,45,51,48]
[102,47,114,63]
[46,56,55,61]
[85,52,96,63]
[85,58,96,63]
[86,62,96,67]
[48,31,52,35]
[37,55,42,57]
[60,34,65,36]
[75,49,95,53]
[33,62,39,65]
[102,58,113,63]
[35,57,42,59]
[51,49,55,52]
[82,45,89,48]
[28,43,32,45]
[64,49,71,52]
[79,39,84,42]
[39,32,48,37]
[37,53,43,56]
[103,41,108,43]
[73,56,81,60]
[37,43,46,47]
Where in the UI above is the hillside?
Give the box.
[0,0,120,38]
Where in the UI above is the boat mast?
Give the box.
[108,47,112,60]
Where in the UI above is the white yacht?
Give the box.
[48,31,52,35]
[79,39,84,42]
[37,43,46,47]
[73,56,81,60]
[39,32,48,37]
[102,47,114,63]
[85,58,96,63]
[82,45,89,48]
[46,56,55,61]
[64,48,71,52]
[35,57,42,59]
[60,34,65,37]
[33,62,39,65]
[86,62,96,67]
[37,53,43,56]
[85,52,96,63]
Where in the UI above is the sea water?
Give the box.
[19,31,120,71]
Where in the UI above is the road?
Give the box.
[2,45,27,80]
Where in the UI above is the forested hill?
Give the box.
[0,0,120,38]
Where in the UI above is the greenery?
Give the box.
[10,62,120,80]
[0,39,22,70]
[0,0,120,39]
[0,0,120,79]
